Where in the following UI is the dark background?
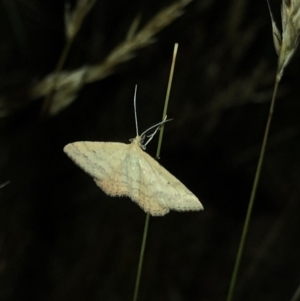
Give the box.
[1,0,300,300]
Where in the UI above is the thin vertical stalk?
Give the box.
[228,0,300,299]
[132,43,179,301]
[132,213,150,301]
[156,43,178,158]
[226,78,279,301]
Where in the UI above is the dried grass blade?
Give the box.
[267,0,282,55]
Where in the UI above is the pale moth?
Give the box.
[64,88,203,216]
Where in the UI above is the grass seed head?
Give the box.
[267,0,300,79]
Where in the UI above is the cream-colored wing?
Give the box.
[134,146,203,213]
[64,141,131,196]
[64,140,202,216]
[96,148,170,216]
[64,141,168,214]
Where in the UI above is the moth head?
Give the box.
[130,136,146,150]
[130,117,172,150]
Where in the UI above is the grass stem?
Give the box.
[226,76,280,301]
[132,213,150,301]
[156,43,178,158]
[132,43,178,301]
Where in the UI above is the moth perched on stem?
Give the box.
[64,86,203,216]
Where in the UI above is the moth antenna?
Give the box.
[134,85,139,136]
[141,117,172,147]
[131,86,171,147]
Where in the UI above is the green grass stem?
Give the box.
[132,213,150,301]
[132,43,179,301]
[226,76,280,301]
[156,43,178,158]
